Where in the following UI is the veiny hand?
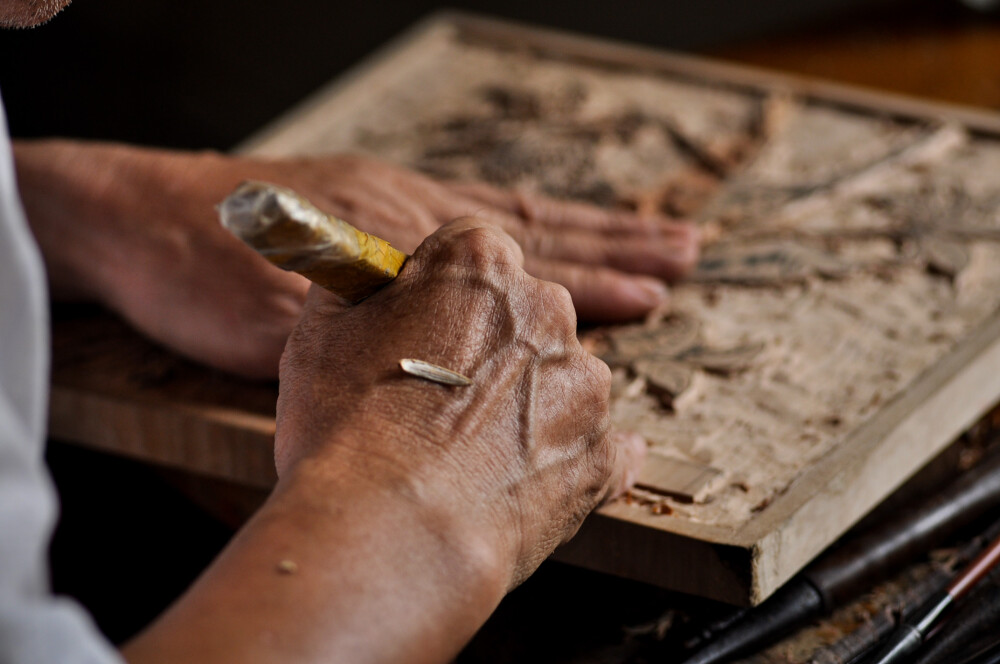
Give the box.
[15,141,698,379]
[276,219,645,588]
[120,218,647,664]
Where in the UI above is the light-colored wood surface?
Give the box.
[49,13,1000,605]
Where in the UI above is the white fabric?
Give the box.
[0,91,123,664]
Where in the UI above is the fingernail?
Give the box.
[633,279,670,308]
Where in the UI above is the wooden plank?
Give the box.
[49,14,1000,605]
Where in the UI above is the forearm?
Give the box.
[13,139,306,377]
[14,138,119,300]
[13,139,227,303]
[122,453,507,664]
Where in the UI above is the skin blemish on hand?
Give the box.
[276,559,299,575]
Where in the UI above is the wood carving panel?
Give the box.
[249,31,1000,539]
[52,16,1000,603]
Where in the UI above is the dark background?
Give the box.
[0,0,936,150]
[5,0,999,655]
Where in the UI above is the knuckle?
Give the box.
[459,224,512,261]
[585,353,614,399]
[432,222,522,273]
[533,280,577,336]
[459,225,521,268]
[540,279,575,313]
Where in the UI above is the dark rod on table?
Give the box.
[910,569,1000,664]
[866,530,1000,664]
[677,451,1000,664]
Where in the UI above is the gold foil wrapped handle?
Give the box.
[219,181,408,303]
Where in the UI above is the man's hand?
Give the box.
[15,141,310,378]
[122,220,645,664]
[277,218,644,587]
[257,154,698,321]
[15,140,698,378]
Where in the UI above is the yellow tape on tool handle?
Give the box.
[218,181,408,303]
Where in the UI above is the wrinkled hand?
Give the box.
[15,141,698,379]
[276,219,645,588]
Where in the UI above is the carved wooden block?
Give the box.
[50,14,1000,604]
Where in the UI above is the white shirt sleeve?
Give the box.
[0,90,124,664]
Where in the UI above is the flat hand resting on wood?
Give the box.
[14,140,699,378]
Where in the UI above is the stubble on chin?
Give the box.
[0,0,73,29]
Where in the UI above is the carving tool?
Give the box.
[811,517,1000,664]
[866,529,1000,664]
[911,568,1000,664]
[218,181,408,302]
[674,450,1000,664]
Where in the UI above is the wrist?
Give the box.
[278,440,512,608]
[14,139,110,301]
[13,139,174,305]
[124,440,512,664]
